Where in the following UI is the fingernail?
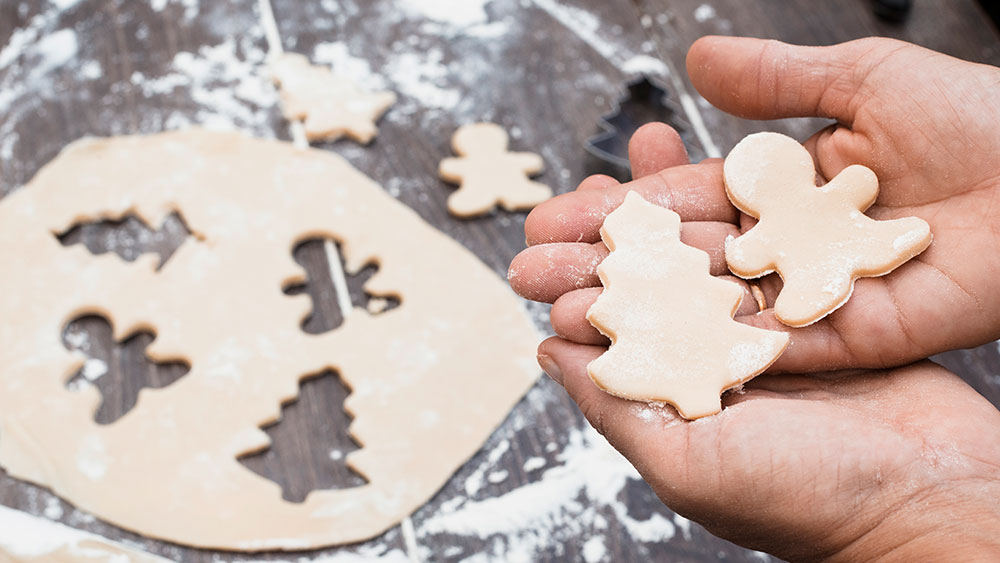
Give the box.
[537,354,563,385]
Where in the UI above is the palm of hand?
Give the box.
[628,362,1000,560]
[511,36,1000,560]
[778,43,1000,370]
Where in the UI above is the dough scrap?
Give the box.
[0,505,169,562]
[0,129,540,550]
[724,132,932,327]
[439,123,552,217]
[587,192,789,419]
[270,53,396,144]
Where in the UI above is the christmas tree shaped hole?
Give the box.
[237,369,368,502]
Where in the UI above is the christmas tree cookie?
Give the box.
[587,192,789,419]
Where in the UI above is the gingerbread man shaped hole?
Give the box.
[439,123,553,218]
[724,132,932,327]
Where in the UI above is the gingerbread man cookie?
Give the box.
[587,192,789,419]
[270,53,396,144]
[439,123,553,218]
[724,132,932,327]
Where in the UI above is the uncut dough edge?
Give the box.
[0,129,542,550]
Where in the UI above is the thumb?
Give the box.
[686,36,907,123]
[536,337,688,465]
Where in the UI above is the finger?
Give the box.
[511,222,741,303]
[577,174,620,192]
[551,288,609,345]
[628,122,690,179]
[802,124,875,186]
[552,276,760,345]
[536,337,687,444]
[686,36,906,123]
[525,161,736,246]
[508,242,606,303]
[536,336,783,522]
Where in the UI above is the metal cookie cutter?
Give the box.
[585,76,704,182]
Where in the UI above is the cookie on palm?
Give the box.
[724,132,932,327]
[587,192,789,419]
[439,123,552,218]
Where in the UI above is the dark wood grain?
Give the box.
[0,1,998,562]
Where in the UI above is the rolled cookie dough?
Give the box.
[587,192,789,419]
[724,132,932,327]
[0,129,540,550]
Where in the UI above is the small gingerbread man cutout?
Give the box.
[724,132,932,327]
[270,53,396,144]
[439,123,553,218]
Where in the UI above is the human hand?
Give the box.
[538,338,1000,561]
[510,37,1000,373]
[508,36,1000,559]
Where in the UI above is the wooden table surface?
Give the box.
[1,1,998,561]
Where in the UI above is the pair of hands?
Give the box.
[510,36,1000,561]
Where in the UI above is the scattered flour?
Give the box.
[0,504,163,560]
[311,42,385,90]
[149,0,199,20]
[528,0,668,78]
[621,54,669,77]
[160,37,276,131]
[80,358,108,382]
[48,0,84,10]
[486,470,509,484]
[694,4,717,23]
[384,50,461,112]
[522,456,546,472]
[63,328,90,350]
[76,437,109,481]
[26,28,78,79]
[397,0,492,27]
[79,59,102,80]
[464,439,510,496]
[43,497,64,521]
[582,536,607,563]
[418,425,676,561]
[672,513,693,540]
